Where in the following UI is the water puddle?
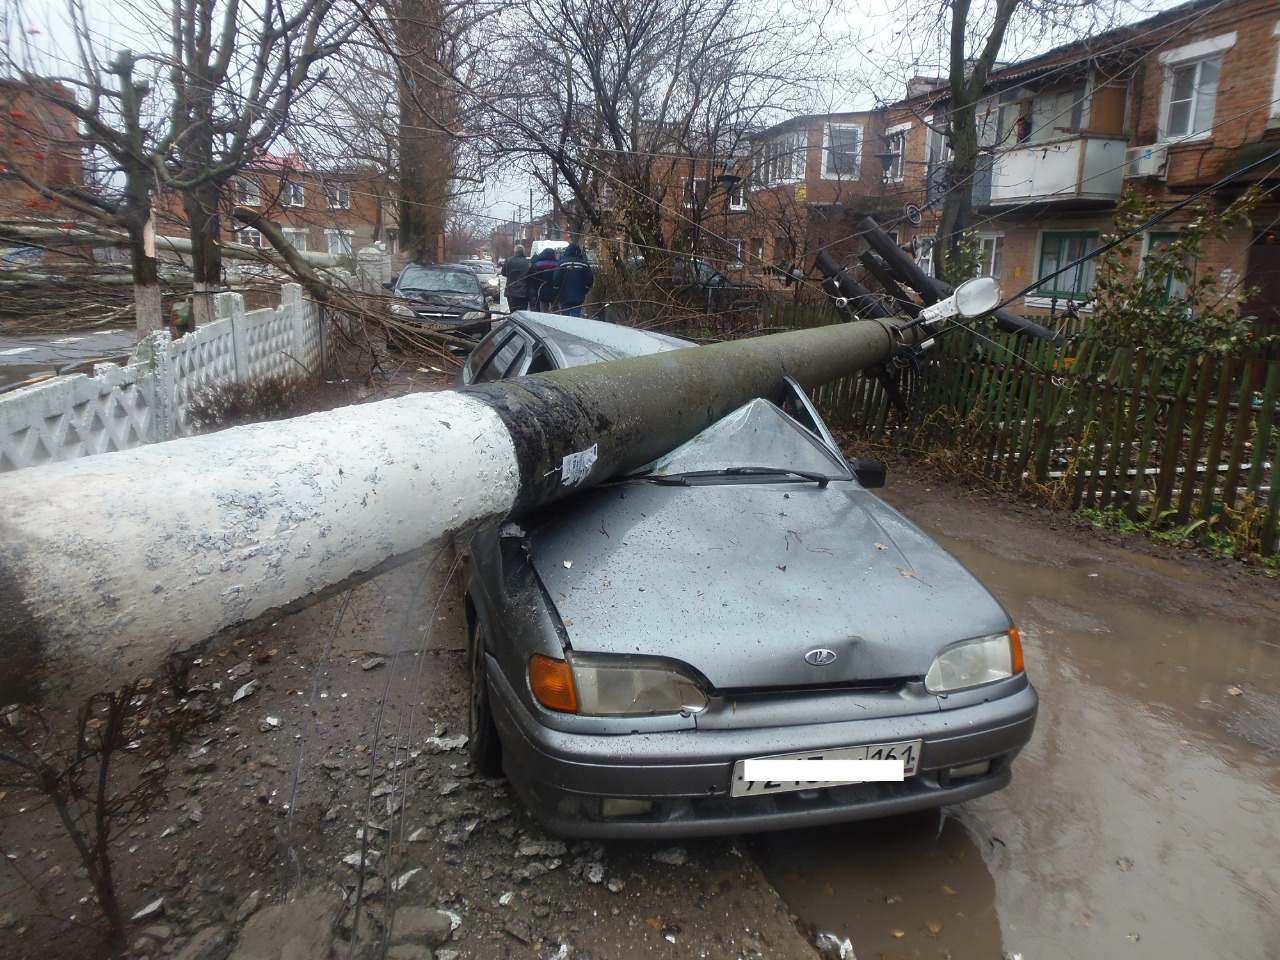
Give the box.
[752,515,1280,958]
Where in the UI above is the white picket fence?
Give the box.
[0,283,325,472]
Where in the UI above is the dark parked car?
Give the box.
[458,314,1038,838]
[384,264,491,335]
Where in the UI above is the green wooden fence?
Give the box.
[816,327,1280,555]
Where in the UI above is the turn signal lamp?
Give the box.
[1010,625,1025,675]
[529,654,578,712]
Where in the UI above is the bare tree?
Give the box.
[475,0,834,270]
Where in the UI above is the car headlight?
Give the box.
[528,653,707,716]
[924,628,1024,694]
[460,310,487,321]
[390,302,416,318]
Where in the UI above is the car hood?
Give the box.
[399,290,482,309]
[522,481,1011,690]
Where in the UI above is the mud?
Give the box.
[753,473,1280,959]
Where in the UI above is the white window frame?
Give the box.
[280,178,305,207]
[758,130,806,186]
[822,123,862,180]
[235,227,262,247]
[728,181,748,211]
[324,181,350,209]
[977,233,1004,279]
[233,177,260,207]
[1140,230,1190,300]
[882,122,911,183]
[1271,20,1280,119]
[325,228,354,257]
[682,176,707,210]
[1157,32,1236,143]
[282,227,308,252]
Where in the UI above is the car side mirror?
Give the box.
[848,458,886,488]
[382,281,394,291]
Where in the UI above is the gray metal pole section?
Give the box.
[0,319,921,702]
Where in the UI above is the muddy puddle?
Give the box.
[752,509,1280,959]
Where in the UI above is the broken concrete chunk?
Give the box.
[652,846,688,866]
[517,839,567,858]
[389,906,454,947]
[131,897,165,922]
[423,735,468,754]
[228,891,342,960]
[230,680,258,702]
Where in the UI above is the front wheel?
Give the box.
[467,615,503,776]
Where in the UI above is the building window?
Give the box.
[823,123,861,179]
[882,124,909,182]
[683,176,707,210]
[1158,32,1235,141]
[749,237,764,263]
[978,234,1004,279]
[914,236,935,278]
[235,227,262,247]
[281,179,305,206]
[1036,231,1100,298]
[283,227,308,252]
[997,88,1085,146]
[324,181,350,209]
[1143,231,1189,300]
[233,177,260,207]
[325,229,353,257]
[728,181,748,211]
[758,130,806,186]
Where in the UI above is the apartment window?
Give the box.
[1144,231,1189,300]
[283,227,308,252]
[281,179,305,206]
[915,237,935,278]
[1036,231,1100,298]
[682,176,707,210]
[1158,32,1235,141]
[823,124,862,179]
[324,181,350,209]
[233,177,260,206]
[978,234,1004,279]
[749,237,764,263]
[773,236,794,263]
[759,130,806,186]
[325,229,353,257]
[883,124,909,182]
[728,181,748,211]
[236,227,262,247]
[997,88,1085,145]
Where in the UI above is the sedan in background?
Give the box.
[384,264,491,336]
[458,260,502,302]
[457,315,1038,838]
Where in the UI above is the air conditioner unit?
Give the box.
[1125,144,1168,179]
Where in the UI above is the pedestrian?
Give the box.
[552,242,594,318]
[500,244,533,313]
[529,247,561,312]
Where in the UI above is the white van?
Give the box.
[529,240,569,260]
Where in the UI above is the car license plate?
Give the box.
[731,740,922,797]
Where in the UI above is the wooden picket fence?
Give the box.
[814,327,1280,556]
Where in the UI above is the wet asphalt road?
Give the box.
[0,328,138,389]
[753,478,1280,959]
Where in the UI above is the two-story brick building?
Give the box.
[156,153,396,260]
[717,0,1280,326]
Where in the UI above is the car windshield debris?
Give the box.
[629,399,850,480]
[398,265,478,295]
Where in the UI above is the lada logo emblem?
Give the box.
[804,648,837,666]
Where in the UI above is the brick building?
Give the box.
[710,0,1280,325]
[156,153,395,259]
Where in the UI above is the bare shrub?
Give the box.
[186,370,332,433]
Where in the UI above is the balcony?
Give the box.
[987,134,1128,205]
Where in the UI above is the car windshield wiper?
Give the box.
[647,466,835,487]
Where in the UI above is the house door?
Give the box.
[1244,226,1280,335]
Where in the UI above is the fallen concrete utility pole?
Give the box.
[857,217,1061,341]
[0,319,926,703]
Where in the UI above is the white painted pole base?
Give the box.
[0,392,517,702]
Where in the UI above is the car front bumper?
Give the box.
[488,664,1038,838]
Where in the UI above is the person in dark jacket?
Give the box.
[552,242,594,317]
[500,245,533,312]
[528,249,561,312]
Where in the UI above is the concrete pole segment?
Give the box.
[0,392,519,703]
[0,319,920,702]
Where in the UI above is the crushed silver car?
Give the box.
[457,313,1037,838]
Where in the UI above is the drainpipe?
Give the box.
[0,320,924,703]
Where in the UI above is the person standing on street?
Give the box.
[529,248,561,312]
[501,245,533,312]
[552,243,594,318]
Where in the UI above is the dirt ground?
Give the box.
[4,421,1280,960]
